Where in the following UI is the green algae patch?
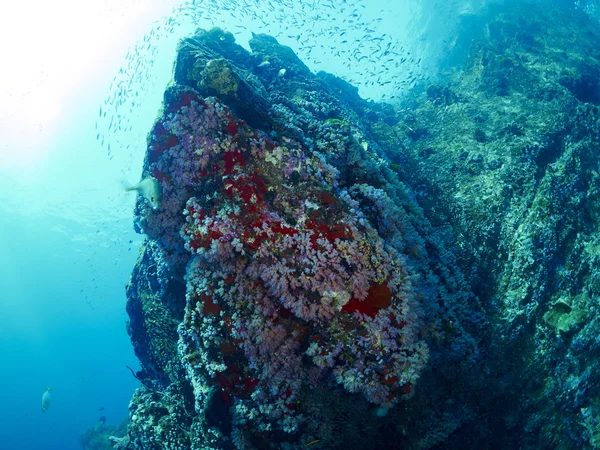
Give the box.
[543,296,588,333]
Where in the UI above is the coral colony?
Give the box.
[92,2,600,448]
[148,91,426,432]
[123,28,477,449]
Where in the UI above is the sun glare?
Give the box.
[0,0,175,173]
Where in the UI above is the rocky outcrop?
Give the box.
[380,3,600,448]
[124,25,481,449]
[122,2,600,449]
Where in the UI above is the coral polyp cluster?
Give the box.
[114,3,600,448]
[147,93,427,435]
[125,27,479,450]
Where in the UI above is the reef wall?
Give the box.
[379,2,600,448]
[118,2,600,449]
[122,25,482,450]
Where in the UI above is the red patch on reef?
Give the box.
[306,219,350,248]
[148,123,168,164]
[214,361,260,401]
[381,374,398,386]
[269,221,298,237]
[219,341,237,355]
[243,377,259,391]
[279,389,296,410]
[181,92,198,107]
[201,293,221,316]
[241,215,298,252]
[398,383,412,395]
[272,305,294,324]
[367,282,392,309]
[153,122,167,138]
[166,90,202,114]
[185,212,232,251]
[318,191,337,205]
[216,373,234,391]
[147,114,182,164]
[225,119,238,136]
[152,169,164,182]
[224,173,267,211]
[185,205,204,220]
[188,232,213,251]
[341,282,392,318]
[223,151,246,175]
[165,135,178,148]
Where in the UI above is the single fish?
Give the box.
[324,118,349,127]
[42,386,53,413]
[278,68,286,77]
[124,177,162,209]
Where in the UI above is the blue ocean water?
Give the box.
[0,216,139,450]
[2,0,598,449]
[0,100,149,449]
[0,3,173,448]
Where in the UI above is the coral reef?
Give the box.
[123,2,600,448]
[80,418,128,450]
[125,26,478,450]
[380,2,600,448]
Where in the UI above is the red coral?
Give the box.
[305,219,351,248]
[225,119,238,136]
[341,282,392,318]
[201,293,221,316]
[223,151,246,175]
[166,90,202,114]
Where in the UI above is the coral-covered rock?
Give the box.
[142,91,428,440]
[122,2,600,449]
[126,25,478,450]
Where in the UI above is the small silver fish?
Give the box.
[278,68,286,78]
[42,386,53,413]
[258,60,271,68]
[124,177,162,209]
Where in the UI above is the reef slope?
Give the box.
[123,27,481,450]
[118,3,600,449]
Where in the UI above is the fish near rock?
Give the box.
[125,177,162,209]
[42,386,53,412]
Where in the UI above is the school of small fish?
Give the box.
[94,0,463,162]
[85,0,460,313]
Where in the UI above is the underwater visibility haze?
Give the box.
[3,0,600,449]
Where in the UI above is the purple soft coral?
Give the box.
[145,91,428,435]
